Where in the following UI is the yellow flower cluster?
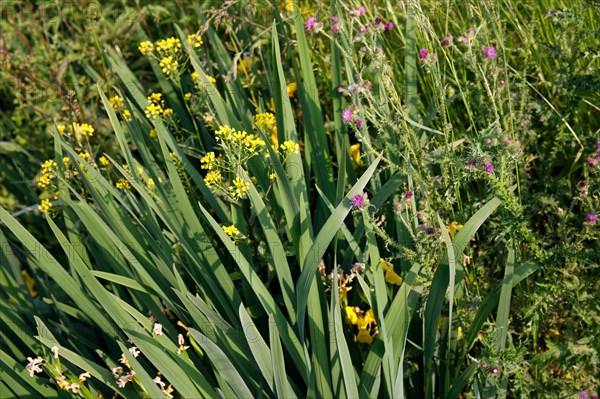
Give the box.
[222,225,240,238]
[37,159,57,188]
[57,122,95,139]
[215,125,265,157]
[191,71,216,86]
[144,93,172,120]
[280,140,300,156]
[138,41,154,55]
[230,177,250,199]
[204,170,221,187]
[380,258,402,286]
[200,152,216,170]
[187,33,203,48]
[346,307,377,344]
[116,178,131,190]
[159,56,178,76]
[254,112,278,148]
[99,156,110,166]
[38,198,53,214]
[109,95,132,121]
[238,57,259,74]
[155,37,181,56]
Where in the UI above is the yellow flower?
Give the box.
[38,198,52,214]
[78,123,94,137]
[116,178,131,190]
[238,57,259,74]
[380,258,402,286]
[57,124,66,134]
[230,177,250,199]
[350,143,364,168]
[148,93,162,104]
[345,306,359,325]
[99,156,109,166]
[22,270,38,298]
[280,140,300,156]
[137,167,144,176]
[147,178,155,187]
[149,129,158,138]
[287,82,297,97]
[109,96,124,110]
[356,328,373,344]
[187,33,203,48]
[184,92,192,100]
[204,170,221,187]
[447,221,463,239]
[159,56,178,76]
[200,152,216,170]
[270,173,276,181]
[155,37,181,55]
[222,225,240,238]
[138,41,154,55]
[145,103,163,119]
[62,157,70,166]
[191,71,199,81]
[122,110,132,121]
[254,112,278,147]
[162,108,174,117]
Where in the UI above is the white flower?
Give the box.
[163,383,174,399]
[117,371,135,388]
[79,371,91,382]
[65,382,81,393]
[26,356,44,377]
[153,323,163,336]
[153,376,166,390]
[176,334,190,354]
[128,346,140,357]
[112,366,123,378]
[51,346,59,359]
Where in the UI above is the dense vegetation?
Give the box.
[1,1,598,398]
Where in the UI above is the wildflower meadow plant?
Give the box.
[1,1,598,399]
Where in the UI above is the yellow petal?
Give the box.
[356,328,373,344]
[22,270,38,298]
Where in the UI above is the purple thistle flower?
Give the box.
[546,9,552,16]
[426,227,436,236]
[419,48,430,58]
[332,25,340,33]
[342,108,353,124]
[591,394,598,399]
[351,194,365,209]
[580,392,589,399]
[468,162,475,171]
[355,119,364,127]
[331,16,339,24]
[405,191,413,200]
[482,45,497,60]
[578,180,588,188]
[441,33,452,47]
[492,367,499,375]
[587,157,597,167]
[466,28,474,37]
[503,137,511,145]
[483,161,494,173]
[499,80,505,86]
[358,6,366,15]
[305,17,317,31]
[596,141,600,150]
[384,22,394,30]
[374,16,382,25]
[585,213,597,225]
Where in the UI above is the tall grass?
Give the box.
[1,0,598,398]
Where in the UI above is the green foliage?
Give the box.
[1,1,598,398]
